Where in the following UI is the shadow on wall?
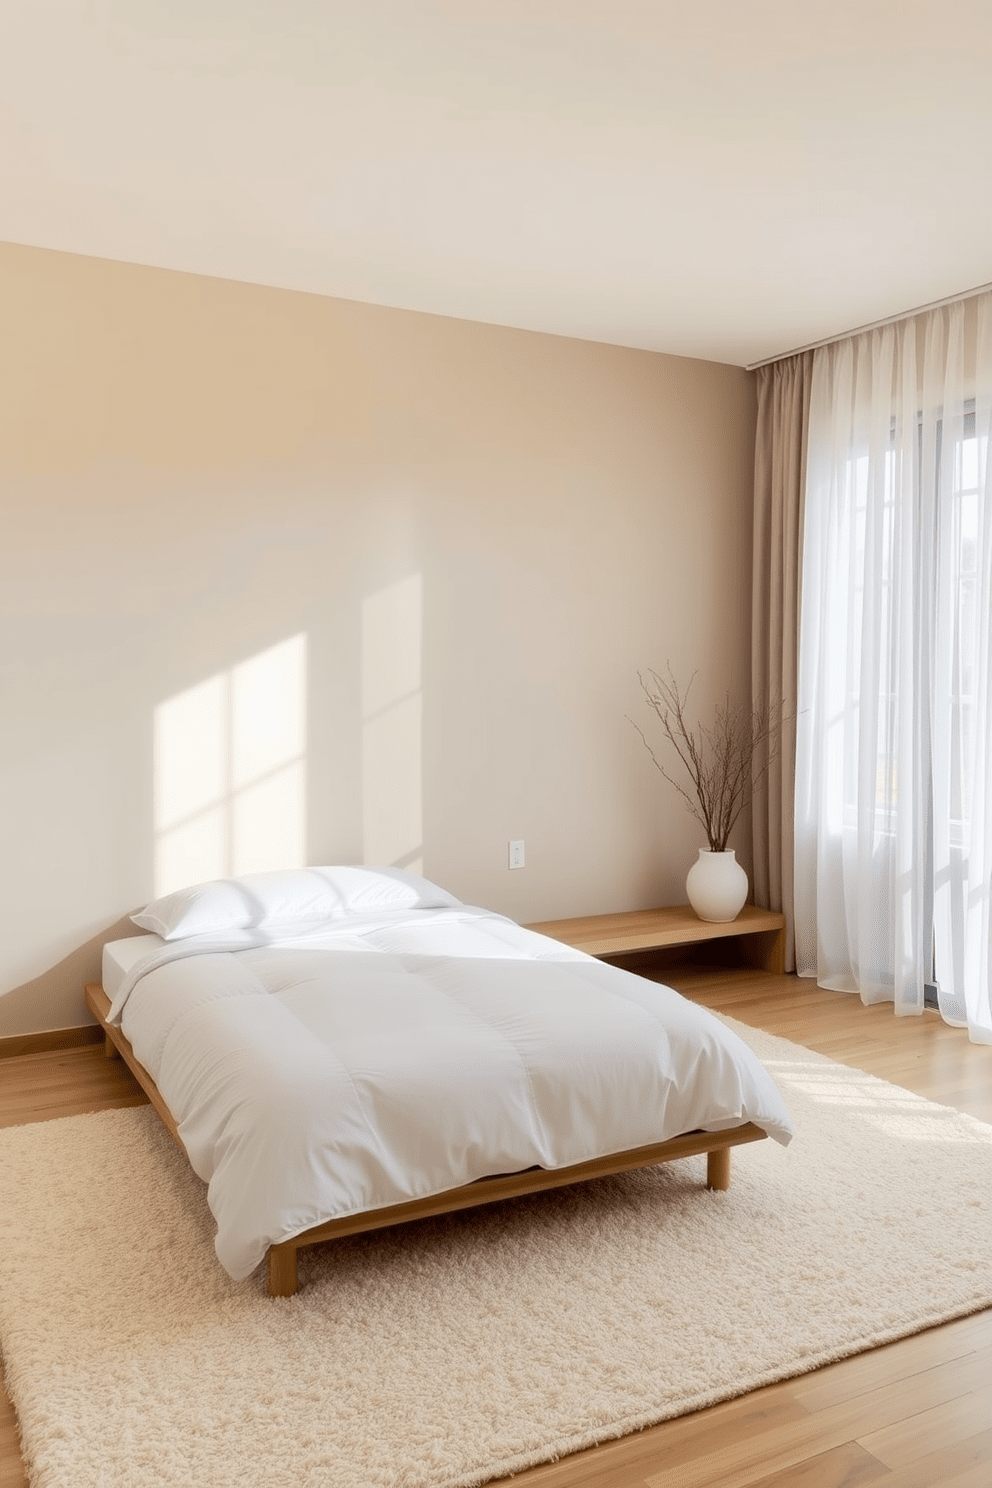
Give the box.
[0,913,143,1035]
[362,574,424,873]
[154,633,308,896]
[153,577,427,891]
[2,580,427,1039]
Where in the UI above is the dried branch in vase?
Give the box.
[629,666,783,853]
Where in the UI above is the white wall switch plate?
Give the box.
[508,839,525,869]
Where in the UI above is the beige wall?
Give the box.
[0,241,756,1036]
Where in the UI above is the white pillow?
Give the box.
[131,866,462,941]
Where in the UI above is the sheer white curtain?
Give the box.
[795,293,992,1042]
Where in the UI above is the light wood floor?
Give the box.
[2,969,991,1488]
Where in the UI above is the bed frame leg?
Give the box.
[104,1031,120,1059]
[268,1242,299,1298]
[707,1146,731,1191]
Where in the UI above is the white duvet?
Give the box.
[105,906,793,1280]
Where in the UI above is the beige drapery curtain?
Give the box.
[751,352,812,973]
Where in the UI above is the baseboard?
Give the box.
[0,1024,103,1060]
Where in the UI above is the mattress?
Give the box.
[103,933,162,1002]
[103,906,794,1280]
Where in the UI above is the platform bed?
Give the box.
[84,981,767,1298]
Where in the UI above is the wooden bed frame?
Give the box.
[84,981,767,1298]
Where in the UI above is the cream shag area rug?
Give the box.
[3,1019,992,1488]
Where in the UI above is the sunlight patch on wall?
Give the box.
[362,575,423,872]
[154,634,307,896]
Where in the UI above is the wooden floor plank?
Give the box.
[857,1384,992,1470]
[0,1387,25,1488]
[746,1440,889,1488]
[2,969,991,1488]
[643,1360,992,1488]
[864,1423,992,1488]
[789,1319,992,1413]
[0,1045,150,1131]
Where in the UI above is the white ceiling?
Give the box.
[3,0,992,367]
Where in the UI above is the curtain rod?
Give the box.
[745,279,992,372]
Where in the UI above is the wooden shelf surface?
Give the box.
[527,904,786,972]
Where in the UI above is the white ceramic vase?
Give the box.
[686,848,748,923]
